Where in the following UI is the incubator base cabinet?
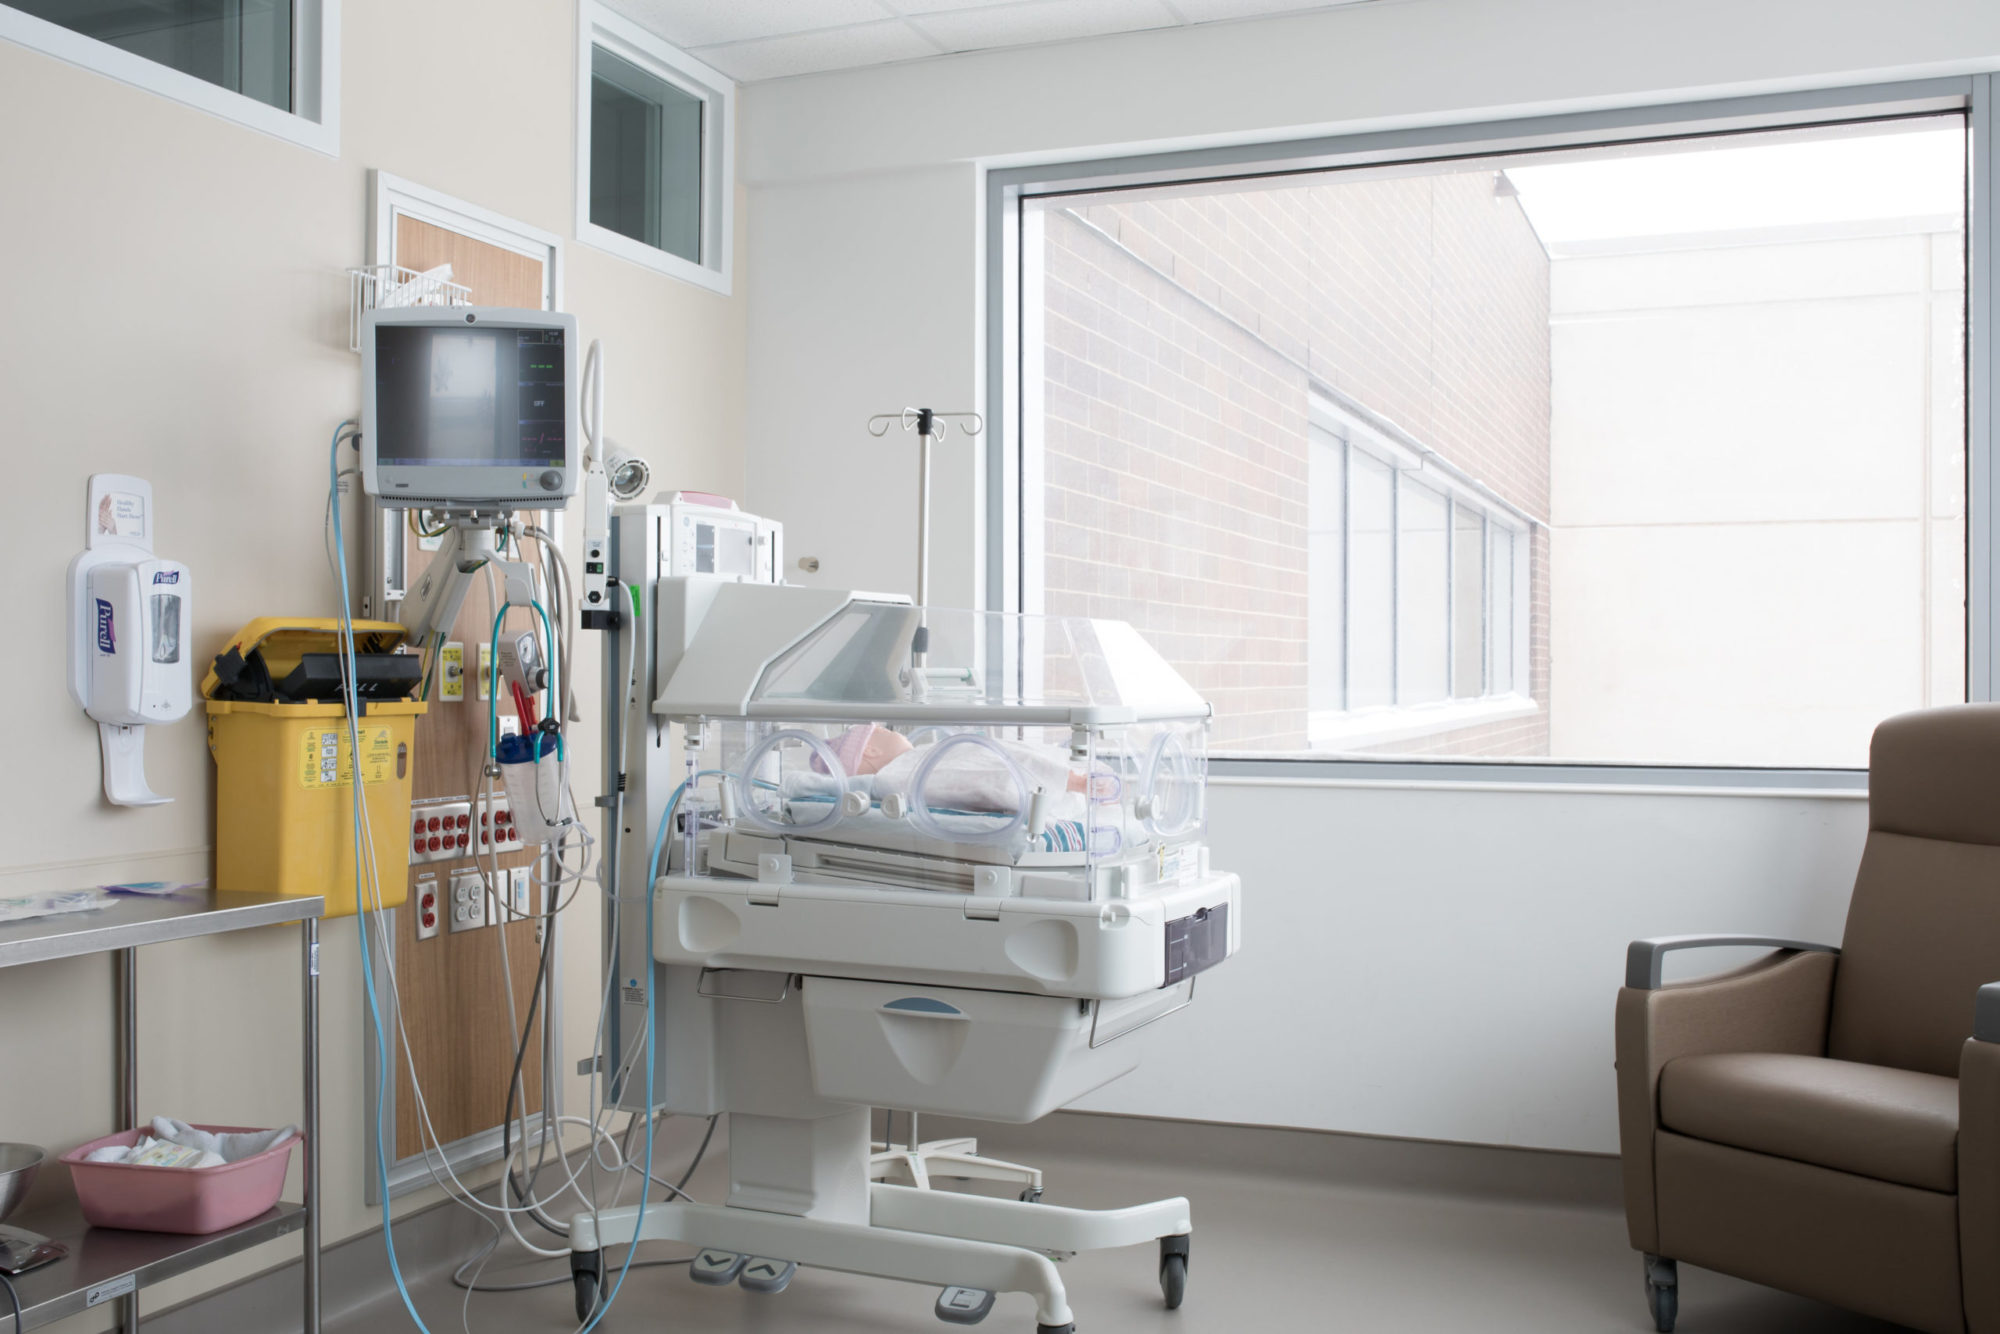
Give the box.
[575,503,1240,1330]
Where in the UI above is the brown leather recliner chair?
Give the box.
[1616,704,2000,1334]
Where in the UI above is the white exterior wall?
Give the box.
[1549,225,1967,767]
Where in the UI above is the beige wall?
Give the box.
[0,2,745,1326]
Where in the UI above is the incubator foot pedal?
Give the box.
[936,1286,995,1324]
[739,1256,797,1293]
[690,1249,747,1285]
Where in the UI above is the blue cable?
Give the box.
[329,424,434,1333]
[577,777,683,1333]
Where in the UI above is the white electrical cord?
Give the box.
[325,427,690,1330]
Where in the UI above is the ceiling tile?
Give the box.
[879,0,1029,14]
[603,0,894,50]
[1168,0,1370,20]
[909,0,1179,52]
[691,20,942,82]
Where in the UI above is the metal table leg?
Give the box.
[303,918,321,1334]
[116,946,138,1333]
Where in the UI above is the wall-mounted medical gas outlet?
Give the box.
[476,644,492,701]
[413,874,440,940]
[66,475,192,806]
[447,869,488,933]
[439,642,465,700]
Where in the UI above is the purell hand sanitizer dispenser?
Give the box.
[67,475,192,806]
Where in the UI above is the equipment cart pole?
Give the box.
[302,917,321,1334]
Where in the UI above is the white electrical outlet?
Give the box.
[413,874,440,940]
[508,865,532,920]
[447,868,487,933]
[409,800,472,865]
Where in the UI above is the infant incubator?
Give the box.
[572,535,1241,1332]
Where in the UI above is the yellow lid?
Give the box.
[201,617,413,701]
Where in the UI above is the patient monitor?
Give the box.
[358,306,580,646]
[360,307,579,509]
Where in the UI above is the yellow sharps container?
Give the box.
[203,618,427,917]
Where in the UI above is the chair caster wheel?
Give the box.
[570,1248,605,1322]
[1160,1233,1190,1309]
[1644,1254,1678,1333]
[1019,1186,1044,1203]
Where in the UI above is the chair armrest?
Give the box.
[1625,935,1840,991]
[1978,983,2000,1043]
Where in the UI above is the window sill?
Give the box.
[1307,695,1541,752]
[0,3,338,156]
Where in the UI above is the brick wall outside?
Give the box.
[1037,170,1552,753]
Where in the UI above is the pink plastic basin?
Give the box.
[62,1125,299,1235]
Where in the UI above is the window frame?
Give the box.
[988,76,1997,787]
[574,2,734,296]
[0,0,337,154]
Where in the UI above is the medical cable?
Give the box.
[329,421,437,1332]
[575,775,689,1334]
[1,1269,20,1334]
[328,431,622,1321]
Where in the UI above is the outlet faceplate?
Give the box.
[409,800,472,865]
[413,874,440,940]
[447,869,488,933]
[507,865,533,921]
[474,794,524,856]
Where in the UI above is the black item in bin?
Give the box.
[278,652,424,702]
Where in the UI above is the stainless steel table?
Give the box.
[0,889,322,1333]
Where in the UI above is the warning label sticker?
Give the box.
[300,726,396,787]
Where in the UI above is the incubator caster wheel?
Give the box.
[1643,1254,1678,1333]
[570,1248,605,1322]
[1160,1233,1190,1310]
[1019,1186,1044,1203]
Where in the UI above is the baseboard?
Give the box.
[147,1111,1618,1330]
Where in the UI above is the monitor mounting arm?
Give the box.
[399,514,537,649]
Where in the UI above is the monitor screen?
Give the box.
[372,324,566,469]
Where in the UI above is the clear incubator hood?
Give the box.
[652,584,1217,880]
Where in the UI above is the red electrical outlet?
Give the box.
[413,875,440,940]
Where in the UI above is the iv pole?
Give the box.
[864,406,1044,1198]
[866,407,983,670]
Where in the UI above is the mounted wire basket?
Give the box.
[346,263,472,352]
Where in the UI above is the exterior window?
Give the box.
[0,0,335,151]
[1016,114,1967,765]
[577,4,734,294]
[1304,417,1531,744]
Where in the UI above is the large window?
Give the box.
[1006,108,1974,767]
[576,4,734,295]
[0,0,335,151]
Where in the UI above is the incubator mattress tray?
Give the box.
[654,869,1240,1001]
